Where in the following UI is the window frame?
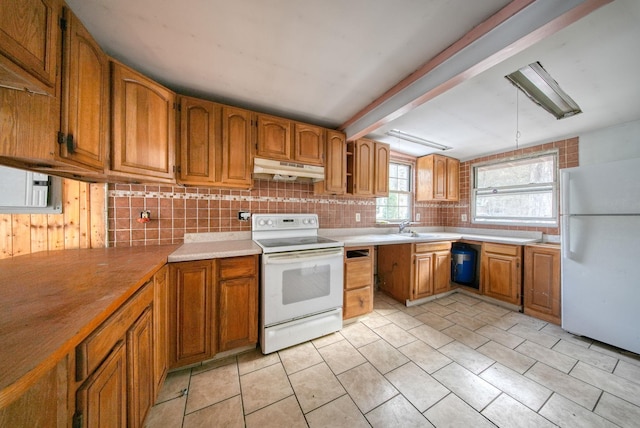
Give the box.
[471,150,559,227]
[376,161,413,223]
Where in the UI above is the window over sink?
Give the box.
[376,162,412,222]
[472,151,558,226]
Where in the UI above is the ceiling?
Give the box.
[66,0,640,161]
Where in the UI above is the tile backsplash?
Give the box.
[108,138,578,247]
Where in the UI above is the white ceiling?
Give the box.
[66,0,640,161]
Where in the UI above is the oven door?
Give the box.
[262,247,344,327]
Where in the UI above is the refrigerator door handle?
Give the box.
[562,215,571,259]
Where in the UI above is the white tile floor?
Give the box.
[145,291,640,427]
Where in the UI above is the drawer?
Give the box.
[483,242,520,256]
[344,287,373,319]
[345,258,372,290]
[76,281,153,381]
[218,255,257,280]
[414,241,452,254]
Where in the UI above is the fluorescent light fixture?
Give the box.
[505,62,581,120]
[386,129,452,151]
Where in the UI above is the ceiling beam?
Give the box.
[339,0,613,141]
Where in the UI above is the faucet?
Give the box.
[398,220,411,234]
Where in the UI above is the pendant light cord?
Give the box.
[515,89,521,150]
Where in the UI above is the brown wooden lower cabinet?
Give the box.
[378,242,452,303]
[127,307,155,428]
[481,243,522,306]
[523,244,561,324]
[343,246,374,319]
[169,255,259,369]
[76,341,127,428]
[0,265,171,427]
[0,358,68,427]
[73,279,156,427]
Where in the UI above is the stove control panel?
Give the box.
[252,214,319,231]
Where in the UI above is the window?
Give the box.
[376,162,411,222]
[472,152,558,226]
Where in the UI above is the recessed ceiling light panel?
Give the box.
[505,61,582,120]
[386,129,452,151]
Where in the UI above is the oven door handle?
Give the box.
[263,248,344,264]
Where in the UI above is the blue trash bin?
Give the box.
[451,245,476,285]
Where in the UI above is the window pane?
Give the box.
[389,177,399,191]
[472,153,558,226]
[397,165,409,179]
[476,191,554,219]
[376,162,412,221]
[476,154,555,188]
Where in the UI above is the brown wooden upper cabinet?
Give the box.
[0,0,61,95]
[58,7,109,172]
[220,106,253,188]
[347,139,390,197]
[178,96,219,185]
[416,154,460,201]
[374,141,390,196]
[314,130,347,195]
[256,113,291,160]
[178,98,253,188]
[293,123,325,165]
[111,61,176,182]
[256,113,325,166]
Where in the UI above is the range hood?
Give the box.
[253,157,325,182]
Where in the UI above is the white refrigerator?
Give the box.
[561,157,640,354]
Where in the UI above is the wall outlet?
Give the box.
[355,213,361,222]
[461,214,468,222]
[238,211,251,221]
[415,213,421,221]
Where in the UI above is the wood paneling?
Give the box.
[0,179,105,259]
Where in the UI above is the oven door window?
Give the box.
[282,264,330,304]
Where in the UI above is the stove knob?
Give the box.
[266,219,274,226]
[309,218,316,224]
[302,219,309,224]
[258,219,266,226]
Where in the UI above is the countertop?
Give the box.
[326,231,540,247]
[0,245,179,407]
[168,239,262,262]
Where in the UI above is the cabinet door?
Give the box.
[169,261,215,368]
[218,276,258,351]
[220,106,253,188]
[316,130,346,195]
[76,342,127,428]
[446,157,459,201]
[127,307,154,428]
[344,287,373,319]
[0,0,60,95]
[524,245,561,324]
[351,139,375,196]
[413,253,434,300]
[433,155,447,200]
[293,123,324,165]
[111,62,175,180]
[178,96,219,185]
[153,266,169,395]
[482,244,522,305]
[374,142,390,196]
[377,244,412,302]
[256,114,291,160]
[433,250,452,295]
[58,8,108,171]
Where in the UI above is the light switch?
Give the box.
[355,213,361,222]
